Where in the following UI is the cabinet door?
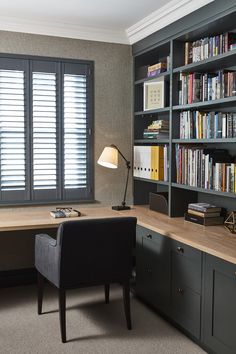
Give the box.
[135,225,170,313]
[170,240,202,339]
[202,254,236,354]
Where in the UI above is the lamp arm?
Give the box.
[110,144,131,207]
[122,162,130,207]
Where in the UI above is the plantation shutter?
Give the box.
[0,58,29,202]
[31,61,60,201]
[62,63,93,200]
[0,56,93,204]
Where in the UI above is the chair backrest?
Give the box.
[56,217,137,289]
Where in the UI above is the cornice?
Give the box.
[0,15,129,44]
[126,0,214,44]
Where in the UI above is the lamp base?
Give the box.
[112,205,131,211]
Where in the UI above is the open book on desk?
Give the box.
[50,207,81,218]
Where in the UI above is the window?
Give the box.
[0,56,93,204]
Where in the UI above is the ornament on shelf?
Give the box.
[224,211,236,234]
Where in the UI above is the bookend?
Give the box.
[224,211,236,234]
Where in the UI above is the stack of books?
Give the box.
[50,207,81,218]
[147,61,167,78]
[143,119,169,139]
[185,203,224,225]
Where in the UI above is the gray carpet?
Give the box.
[0,284,206,354]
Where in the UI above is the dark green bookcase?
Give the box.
[133,2,236,217]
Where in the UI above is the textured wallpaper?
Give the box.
[0,31,133,269]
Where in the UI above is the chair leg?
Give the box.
[37,272,44,315]
[104,284,110,304]
[122,281,132,330]
[59,289,66,343]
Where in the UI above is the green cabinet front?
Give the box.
[170,240,202,339]
[202,254,236,354]
[135,225,170,313]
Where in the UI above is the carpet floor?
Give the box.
[0,284,206,354]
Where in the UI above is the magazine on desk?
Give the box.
[50,207,81,218]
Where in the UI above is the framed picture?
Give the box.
[143,78,165,111]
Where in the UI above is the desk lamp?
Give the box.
[97,144,131,210]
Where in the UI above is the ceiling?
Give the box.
[0,0,214,44]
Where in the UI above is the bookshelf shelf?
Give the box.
[135,107,170,116]
[134,177,169,186]
[134,71,170,85]
[171,183,236,198]
[173,49,236,73]
[133,7,236,217]
[172,138,236,144]
[173,96,236,110]
[134,139,169,144]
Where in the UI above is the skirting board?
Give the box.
[0,268,37,288]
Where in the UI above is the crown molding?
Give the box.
[126,0,214,44]
[0,15,129,44]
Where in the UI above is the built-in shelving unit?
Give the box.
[133,6,236,217]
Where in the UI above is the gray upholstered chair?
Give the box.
[35,217,137,343]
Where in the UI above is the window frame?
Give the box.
[0,53,94,206]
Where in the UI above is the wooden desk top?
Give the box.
[0,204,236,264]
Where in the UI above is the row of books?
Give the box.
[133,145,168,181]
[184,32,236,65]
[184,203,224,226]
[143,119,169,139]
[175,145,236,193]
[179,111,236,139]
[178,70,236,105]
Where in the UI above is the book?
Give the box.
[188,202,221,213]
[187,209,221,218]
[184,212,224,225]
[50,207,81,218]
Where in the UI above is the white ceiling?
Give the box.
[0,0,214,44]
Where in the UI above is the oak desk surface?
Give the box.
[0,204,236,265]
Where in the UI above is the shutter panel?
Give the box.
[63,71,89,199]
[32,69,59,200]
[0,68,26,200]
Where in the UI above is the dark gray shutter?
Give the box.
[0,56,93,204]
[31,61,60,201]
[62,63,93,201]
[0,58,29,202]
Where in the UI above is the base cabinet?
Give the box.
[135,225,236,353]
[135,225,170,314]
[202,254,236,354]
[170,240,202,339]
[135,226,202,338]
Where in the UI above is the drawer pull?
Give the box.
[177,288,184,294]
[146,268,152,275]
[177,246,184,253]
[146,234,152,239]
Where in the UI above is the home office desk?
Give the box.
[0,204,235,264]
[1,204,236,353]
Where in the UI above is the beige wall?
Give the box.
[0,31,133,270]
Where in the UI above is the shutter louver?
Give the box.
[64,74,87,189]
[32,72,57,190]
[0,69,26,191]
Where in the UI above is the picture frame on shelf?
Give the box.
[143,78,165,111]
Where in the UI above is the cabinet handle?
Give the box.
[177,288,184,294]
[177,246,184,253]
[146,268,152,275]
[146,234,152,239]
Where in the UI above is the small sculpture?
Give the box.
[224,211,236,234]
